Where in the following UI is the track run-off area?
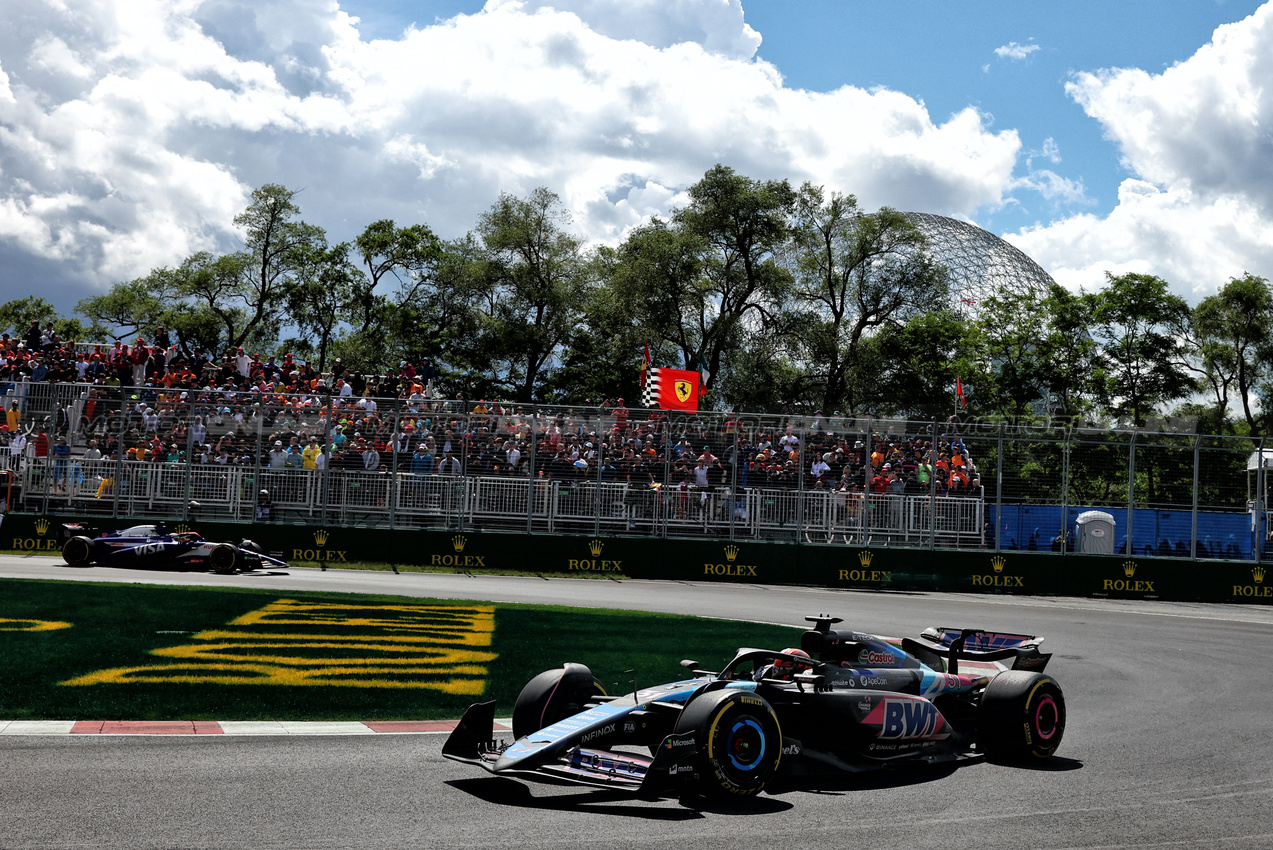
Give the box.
[2,554,1272,850]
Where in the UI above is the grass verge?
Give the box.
[0,578,801,721]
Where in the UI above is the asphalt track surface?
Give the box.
[3,555,1273,849]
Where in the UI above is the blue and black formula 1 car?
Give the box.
[444,615,1065,799]
[59,523,288,574]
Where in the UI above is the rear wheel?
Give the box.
[976,671,1066,760]
[511,664,608,739]
[62,536,95,567]
[209,544,238,574]
[676,689,782,797]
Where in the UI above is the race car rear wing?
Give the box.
[913,627,1051,674]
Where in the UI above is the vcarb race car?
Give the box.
[444,615,1065,799]
[59,523,288,574]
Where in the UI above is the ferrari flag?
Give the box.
[641,367,700,411]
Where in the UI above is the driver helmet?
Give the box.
[769,647,812,680]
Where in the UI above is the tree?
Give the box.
[1093,273,1194,427]
[470,188,588,402]
[786,184,948,413]
[286,239,366,373]
[1,296,98,343]
[1186,273,1273,435]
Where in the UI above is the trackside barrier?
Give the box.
[5,513,1269,606]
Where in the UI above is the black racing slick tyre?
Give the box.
[209,543,239,574]
[511,664,609,739]
[676,689,783,797]
[62,536,95,567]
[976,671,1066,761]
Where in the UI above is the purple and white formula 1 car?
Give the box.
[60,523,288,574]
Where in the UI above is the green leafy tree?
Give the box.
[469,188,588,402]
[1093,272,1194,427]
[787,184,948,413]
[1186,273,1273,435]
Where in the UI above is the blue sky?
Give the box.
[2,0,1271,312]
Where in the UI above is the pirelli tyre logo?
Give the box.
[706,544,758,578]
[1104,561,1154,593]
[569,539,622,572]
[839,550,890,584]
[972,555,1024,588]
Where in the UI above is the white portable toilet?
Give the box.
[1075,510,1116,555]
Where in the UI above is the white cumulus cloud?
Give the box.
[994,41,1040,61]
[1007,3,1273,298]
[0,0,1026,305]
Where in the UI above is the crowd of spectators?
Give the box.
[1,325,980,505]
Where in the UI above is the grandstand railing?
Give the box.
[0,381,1267,558]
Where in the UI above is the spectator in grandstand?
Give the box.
[362,441,381,470]
[437,450,462,475]
[268,440,288,468]
[411,443,434,475]
[5,401,19,432]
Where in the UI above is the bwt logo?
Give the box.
[880,700,939,740]
[313,529,329,546]
[34,519,50,536]
[452,534,467,553]
[588,539,604,556]
[858,550,873,567]
[724,544,739,562]
[990,555,1005,573]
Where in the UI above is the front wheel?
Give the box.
[676,689,783,797]
[511,664,608,739]
[976,671,1066,761]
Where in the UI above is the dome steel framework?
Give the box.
[902,212,1057,309]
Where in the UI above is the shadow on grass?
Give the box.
[446,776,793,816]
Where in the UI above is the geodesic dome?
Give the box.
[902,212,1057,309]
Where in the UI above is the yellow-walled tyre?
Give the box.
[976,671,1066,761]
[676,689,782,797]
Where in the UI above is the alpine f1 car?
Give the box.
[59,523,288,574]
[444,615,1065,799]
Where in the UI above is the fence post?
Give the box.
[1126,432,1136,556]
[388,399,400,530]
[181,396,195,522]
[1256,436,1266,563]
[526,409,537,535]
[111,389,127,519]
[862,418,872,546]
[929,418,938,550]
[1190,435,1200,560]
[1061,426,1071,554]
[995,423,1003,553]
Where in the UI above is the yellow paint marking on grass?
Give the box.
[0,618,72,632]
[60,601,497,691]
[60,663,489,693]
